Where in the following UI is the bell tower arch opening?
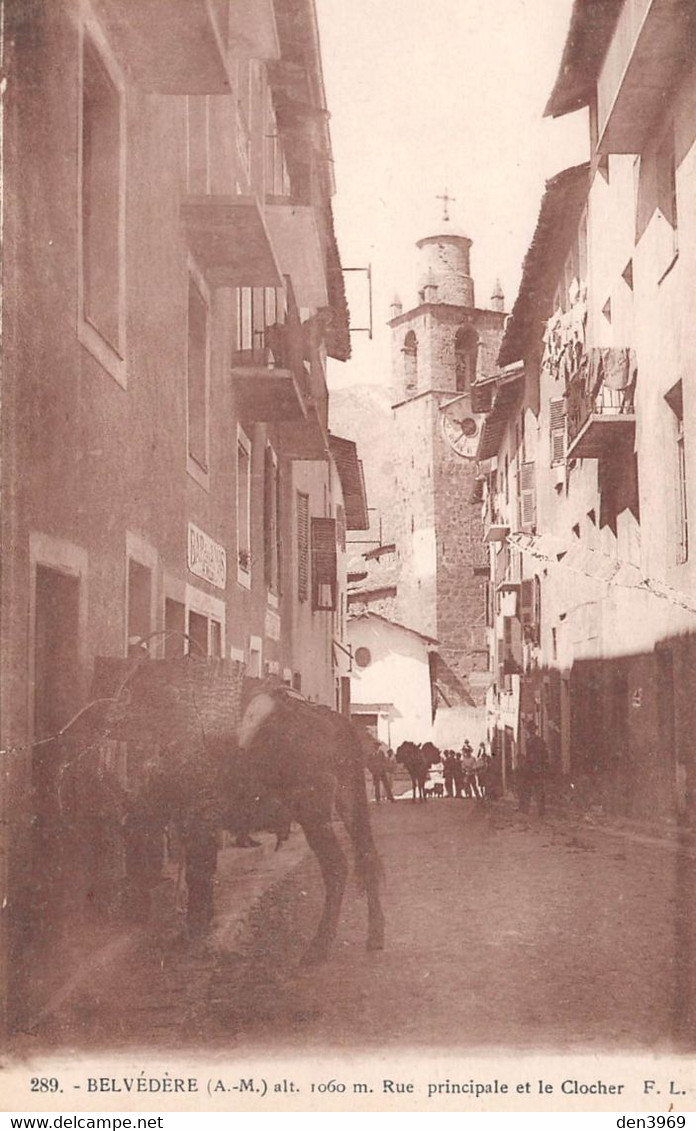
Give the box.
[455,325,479,392]
[403,329,418,393]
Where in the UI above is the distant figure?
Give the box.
[443,751,456,798]
[475,743,492,798]
[452,751,465,798]
[519,724,549,817]
[368,741,395,803]
[461,745,480,799]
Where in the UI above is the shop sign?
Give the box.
[187,523,227,591]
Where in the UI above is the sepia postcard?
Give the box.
[0,0,695,1117]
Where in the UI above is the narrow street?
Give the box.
[19,796,694,1056]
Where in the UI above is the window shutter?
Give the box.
[275,459,282,595]
[518,462,537,532]
[502,615,523,673]
[311,517,337,611]
[336,504,346,552]
[297,491,309,602]
[550,397,567,466]
[263,446,273,588]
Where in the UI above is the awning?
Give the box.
[329,435,370,530]
[265,202,328,310]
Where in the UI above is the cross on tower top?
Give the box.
[436,188,456,223]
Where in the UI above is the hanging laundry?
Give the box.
[601,347,631,390]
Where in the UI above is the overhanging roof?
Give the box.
[498,163,590,368]
[544,0,624,118]
[329,434,370,530]
[476,368,524,462]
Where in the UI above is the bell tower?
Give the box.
[388,198,507,714]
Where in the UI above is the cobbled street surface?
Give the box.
[18,796,695,1056]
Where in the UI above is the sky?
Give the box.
[315,0,590,390]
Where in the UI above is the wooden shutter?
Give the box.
[519,577,541,644]
[264,447,273,587]
[297,491,309,602]
[311,517,337,610]
[502,615,523,673]
[550,397,567,466]
[518,462,536,532]
[336,504,346,552]
[275,459,282,595]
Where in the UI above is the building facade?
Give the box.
[348,612,437,750]
[0,0,366,1031]
[478,0,696,820]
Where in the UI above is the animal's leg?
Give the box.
[299,819,348,965]
[336,787,385,953]
[184,820,218,937]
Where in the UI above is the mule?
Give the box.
[395,741,430,802]
[231,687,385,965]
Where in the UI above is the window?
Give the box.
[311,517,338,611]
[454,326,478,392]
[666,382,688,564]
[237,427,252,586]
[265,89,291,197]
[236,284,285,356]
[236,59,252,180]
[187,610,209,657]
[185,586,225,657]
[127,559,152,653]
[297,491,309,602]
[186,96,209,195]
[403,331,418,391]
[79,32,124,380]
[264,445,280,597]
[237,287,253,352]
[210,619,223,659]
[164,599,186,657]
[187,274,209,477]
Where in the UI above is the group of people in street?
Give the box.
[365,737,493,804]
[441,743,490,800]
[365,722,550,817]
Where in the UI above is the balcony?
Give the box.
[566,353,636,460]
[265,201,328,310]
[229,0,280,61]
[232,325,307,423]
[182,196,283,289]
[92,0,231,94]
[279,401,329,461]
[597,0,694,154]
[484,522,510,545]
